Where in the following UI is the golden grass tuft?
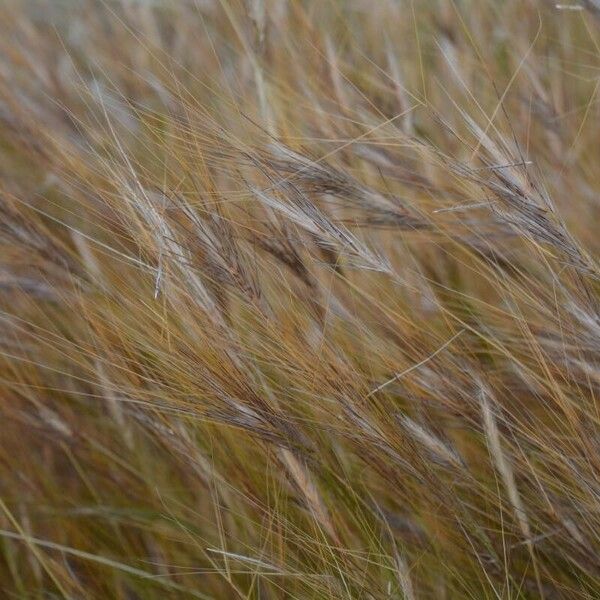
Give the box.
[0,1,599,598]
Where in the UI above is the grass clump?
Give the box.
[0,1,599,598]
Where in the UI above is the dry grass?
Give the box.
[0,0,599,598]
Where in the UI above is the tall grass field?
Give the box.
[0,1,599,598]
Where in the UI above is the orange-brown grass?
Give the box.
[0,1,599,598]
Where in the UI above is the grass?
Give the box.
[0,0,599,598]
